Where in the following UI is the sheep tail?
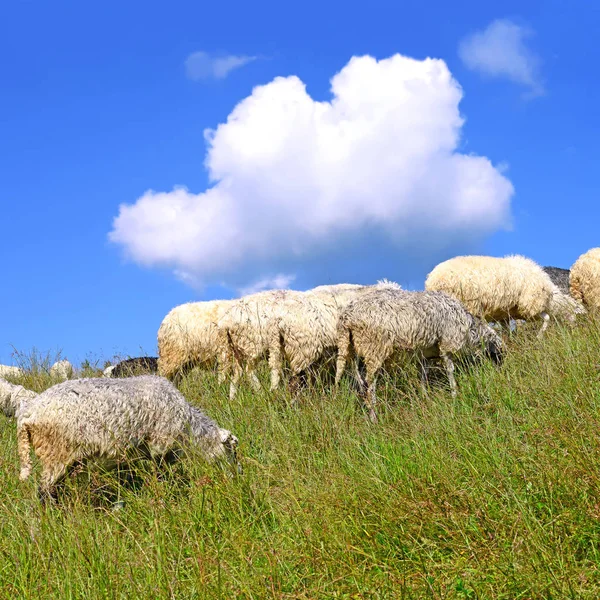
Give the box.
[267,321,284,391]
[18,423,33,481]
[335,325,352,388]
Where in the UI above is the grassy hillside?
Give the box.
[1,321,600,598]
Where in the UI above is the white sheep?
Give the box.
[335,288,504,422]
[49,359,74,381]
[0,378,37,418]
[157,300,234,382]
[267,291,346,392]
[17,375,240,502]
[217,289,298,399]
[425,254,581,337]
[570,248,600,313]
[267,281,399,392]
[0,365,24,379]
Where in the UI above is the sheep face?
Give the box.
[548,289,586,323]
[192,423,241,473]
[469,319,505,366]
[219,428,242,474]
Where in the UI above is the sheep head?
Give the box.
[548,288,586,323]
[219,428,242,473]
[469,318,505,366]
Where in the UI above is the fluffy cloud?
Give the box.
[110,53,514,291]
[185,51,256,81]
[459,19,544,97]
[238,274,296,297]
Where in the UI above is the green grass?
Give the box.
[2,321,600,598]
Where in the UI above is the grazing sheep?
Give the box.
[570,248,600,313]
[49,359,73,381]
[267,292,348,392]
[218,289,297,399]
[0,378,37,418]
[0,365,23,379]
[17,375,240,502]
[335,288,504,422]
[157,300,234,381]
[543,266,570,294]
[425,255,580,336]
[104,356,159,378]
[268,281,399,392]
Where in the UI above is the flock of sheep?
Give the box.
[2,247,600,503]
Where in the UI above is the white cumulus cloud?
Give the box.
[110,53,514,291]
[185,51,256,81]
[238,274,297,297]
[459,19,544,97]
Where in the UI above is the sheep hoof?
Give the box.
[368,408,378,424]
[38,487,57,506]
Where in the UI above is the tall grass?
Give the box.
[1,321,600,598]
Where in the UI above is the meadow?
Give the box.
[1,320,600,598]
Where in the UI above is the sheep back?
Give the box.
[425,255,555,321]
[570,248,600,312]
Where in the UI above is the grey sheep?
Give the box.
[335,288,504,422]
[18,375,240,502]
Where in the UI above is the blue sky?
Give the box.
[1,0,598,366]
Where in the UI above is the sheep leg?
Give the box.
[38,463,67,505]
[18,424,32,481]
[419,358,430,394]
[216,361,228,384]
[268,328,284,392]
[353,358,368,394]
[246,361,262,392]
[334,327,352,389]
[364,360,381,423]
[441,354,457,398]
[150,449,180,481]
[250,372,261,392]
[268,348,281,392]
[288,373,302,400]
[366,379,378,424]
[229,360,242,400]
[537,312,550,338]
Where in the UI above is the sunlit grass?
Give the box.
[1,320,600,597]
